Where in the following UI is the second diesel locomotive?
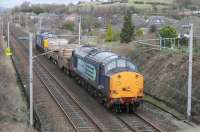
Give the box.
[35,32,144,112]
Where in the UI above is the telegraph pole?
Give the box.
[39,17,42,32]
[26,14,29,32]
[159,36,162,50]
[18,15,21,26]
[1,17,3,45]
[7,22,10,48]
[187,24,193,120]
[78,16,81,45]
[29,33,33,126]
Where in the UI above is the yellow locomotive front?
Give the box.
[109,71,144,112]
[104,58,144,112]
[110,72,144,99]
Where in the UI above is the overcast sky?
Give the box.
[0,0,90,8]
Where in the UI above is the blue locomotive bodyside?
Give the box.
[35,32,54,52]
[71,46,109,97]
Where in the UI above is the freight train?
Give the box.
[35,32,144,112]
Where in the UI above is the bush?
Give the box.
[82,15,100,31]
[136,29,144,37]
[159,26,178,47]
[61,21,75,31]
[159,26,178,38]
[105,24,114,42]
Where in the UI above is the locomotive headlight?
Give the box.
[138,89,143,94]
[112,90,118,94]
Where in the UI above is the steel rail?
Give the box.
[35,58,105,132]
[116,113,163,132]
[11,28,104,132]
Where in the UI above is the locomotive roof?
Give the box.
[37,32,55,38]
[75,45,121,64]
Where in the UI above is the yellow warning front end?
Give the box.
[109,71,144,104]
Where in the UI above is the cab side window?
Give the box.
[127,61,136,71]
[105,60,116,74]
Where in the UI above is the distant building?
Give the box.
[144,16,169,29]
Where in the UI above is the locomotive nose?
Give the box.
[109,71,144,99]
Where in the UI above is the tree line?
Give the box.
[12,2,70,14]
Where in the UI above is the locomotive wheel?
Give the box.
[62,67,65,72]
[80,79,85,87]
[131,104,137,112]
[126,104,130,113]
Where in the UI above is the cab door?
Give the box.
[99,65,109,96]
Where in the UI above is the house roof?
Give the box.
[144,16,171,28]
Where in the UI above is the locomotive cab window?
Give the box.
[105,60,117,74]
[127,61,136,71]
[117,59,126,68]
[105,59,137,74]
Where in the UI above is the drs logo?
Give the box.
[77,59,96,81]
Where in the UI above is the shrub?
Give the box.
[159,26,178,47]
[159,26,178,38]
[105,24,114,42]
[62,21,74,31]
[136,29,144,37]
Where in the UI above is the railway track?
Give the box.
[10,25,166,132]
[117,113,162,132]
[10,29,77,131]
[10,27,105,132]
[34,58,106,132]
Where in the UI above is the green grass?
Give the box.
[144,94,186,120]
[75,0,173,11]
[161,47,189,55]
[129,0,173,4]
[82,37,98,45]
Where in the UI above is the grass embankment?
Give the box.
[144,94,185,120]
[76,0,173,11]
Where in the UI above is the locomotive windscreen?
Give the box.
[105,59,137,74]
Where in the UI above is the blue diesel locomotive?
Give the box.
[70,45,144,112]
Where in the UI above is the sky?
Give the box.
[0,0,90,8]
